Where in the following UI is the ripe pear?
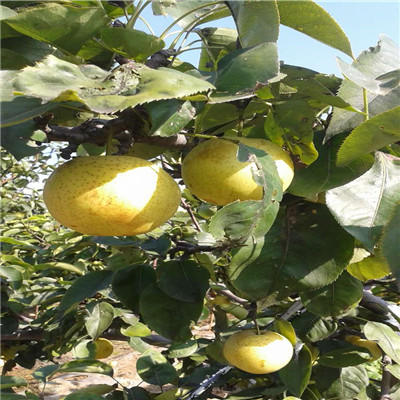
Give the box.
[181,138,294,205]
[43,156,181,236]
[223,330,293,374]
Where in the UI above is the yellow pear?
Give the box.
[223,330,293,374]
[43,156,181,236]
[181,138,294,205]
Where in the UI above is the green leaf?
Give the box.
[13,55,109,103]
[288,131,374,199]
[58,360,114,376]
[291,311,338,343]
[279,345,312,397]
[326,35,400,140]
[347,251,391,282]
[32,364,60,382]
[318,341,371,367]
[145,100,196,137]
[121,322,151,338]
[112,264,156,314]
[264,101,318,164]
[167,340,198,358]
[301,271,363,317]
[277,0,353,58]
[194,103,238,132]
[315,365,369,399]
[85,302,115,340]
[227,203,354,303]
[136,349,178,385]
[0,265,24,290]
[209,144,283,241]
[363,321,400,364]
[64,394,104,400]
[387,364,400,380]
[0,5,19,39]
[4,3,110,54]
[227,0,279,46]
[380,203,400,281]
[279,65,356,111]
[158,260,210,303]
[326,152,400,252]
[140,283,203,341]
[0,376,27,389]
[274,319,297,346]
[100,27,165,62]
[85,66,215,114]
[337,106,400,166]
[58,270,114,312]
[0,96,60,128]
[1,36,58,69]
[212,42,279,100]
[197,27,238,72]
[152,0,230,28]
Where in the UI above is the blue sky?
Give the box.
[138,1,400,77]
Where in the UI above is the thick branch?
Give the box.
[380,355,392,400]
[37,111,188,159]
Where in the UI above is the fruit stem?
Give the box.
[106,130,114,156]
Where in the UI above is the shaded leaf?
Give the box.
[318,341,371,367]
[326,152,400,252]
[363,321,400,364]
[301,271,363,317]
[85,302,115,340]
[4,3,110,54]
[380,203,400,281]
[274,318,297,346]
[279,345,312,397]
[34,262,85,275]
[0,376,27,389]
[337,106,400,166]
[140,283,203,341]
[64,394,104,400]
[58,270,114,312]
[100,27,165,62]
[145,99,196,137]
[136,349,178,385]
[212,42,279,100]
[158,260,210,303]
[326,35,400,140]
[227,0,279,46]
[227,203,354,303]
[315,365,369,399]
[32,365,60,382]
[0,265,24,290]
[197,27,237,72]
[288,131,373,199]
[0,120,41,160]
[264,101,318,164]
[291,311,338,343]
[387,364,400,380]
[167,340,198,358]
[58,360,113,376]
[112,264,156,314]
[278,0,353,57]
[1,96,60,128]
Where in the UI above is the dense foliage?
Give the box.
[1,1,400,399]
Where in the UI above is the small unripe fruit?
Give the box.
[223,330,293,374]
[43,156,181,236]
[181,138,294,206]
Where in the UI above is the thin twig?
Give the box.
[181,198,202,232]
